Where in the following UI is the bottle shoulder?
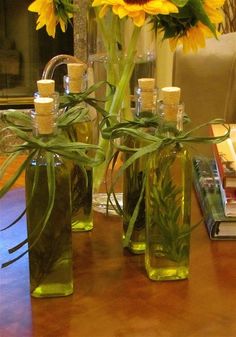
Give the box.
[29,152,65,167]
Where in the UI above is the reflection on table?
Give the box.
[1,185,236,337]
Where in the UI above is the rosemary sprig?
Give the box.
[148,147,190,262]
[103,117,230,247]
[0,109,105,267]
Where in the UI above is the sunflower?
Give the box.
[92,0,179,27]
[169,22,213,53]
[158,0,225,53]
[28,0,74,38]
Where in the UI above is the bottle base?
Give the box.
[31,282,73,298]
[72,220,93,232]
[147,266,189,281]
[126,241,146,254]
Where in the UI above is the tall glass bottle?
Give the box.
[64,63,97,232]
[25,97,73,297]
[123,78,157,254]
[145,87,192,281]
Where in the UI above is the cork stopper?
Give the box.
[37,79,55,97]
[138,78,156,111]
[161,86,181,121]
[67,63,86,93]
[138,78,155,91]
[34,97,54,134]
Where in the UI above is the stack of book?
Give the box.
[193,124,236,239]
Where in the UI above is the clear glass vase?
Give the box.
[87,8,156,215]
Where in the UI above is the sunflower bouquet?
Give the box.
[28,0,225,190]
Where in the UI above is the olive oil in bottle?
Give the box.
[123,78,157,254]
[25,96,73,297]
[145,87,191,281]
[64,63,97,231]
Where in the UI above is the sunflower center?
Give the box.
[124,0,150,4]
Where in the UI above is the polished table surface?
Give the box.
[1,186,236,337]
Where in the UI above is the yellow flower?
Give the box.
[169,22,213,53]
[92,0,179,27]
[168,0,225,53]
[28,0,73,38]
[203,0,224,24]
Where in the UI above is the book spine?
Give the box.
[212,142,226,186]
[219,182,236,217]
[193,157,236,239]
[192,158,217,239]
[210,124,236,188]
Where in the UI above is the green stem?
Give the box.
[93,25,141,191]
[108,25,141,118]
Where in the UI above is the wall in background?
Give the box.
[0,0,73,106]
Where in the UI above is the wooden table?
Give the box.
[1,187,236,337]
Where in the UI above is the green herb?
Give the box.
[0,123,104,268]
[147,144,191,263]
[59,81,115,120]
[102,117,230,247]
[26,158,72,295]
[71,166,93,231]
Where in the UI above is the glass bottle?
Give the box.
[25,97,73,297]
[64,63,97,232]
[123,78,157,254]
[145,87,192,281]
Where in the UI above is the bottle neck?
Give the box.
[31,110,58,138]
[158,101,184,135]
[134,86,157,118]
[63,74,86,94]
[34,91,60,111]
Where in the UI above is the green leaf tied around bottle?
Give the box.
[103,114,230,254]
[0,98,106,269]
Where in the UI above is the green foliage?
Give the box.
[152,0,217,39]
[148,148,190,263]
[103,116,229,246]
[26,158,72,292]
[188,0,216,36]
[54,0,78,28]
[0,81,112,268]
[171,0,190,6]
[60,81,115,119]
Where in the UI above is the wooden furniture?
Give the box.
[1,185,236,337]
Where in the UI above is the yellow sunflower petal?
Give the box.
[92,0,102,6]
[36,19,45,30]
[59,18,66,33]
[204,5,223,23]
[169,38,178,52]
[46,14,57,38]
[28,0,45,12]
[204,0,225,7]
[114,5,129,19]
[92,0,178,24]
[132,11,146,27]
